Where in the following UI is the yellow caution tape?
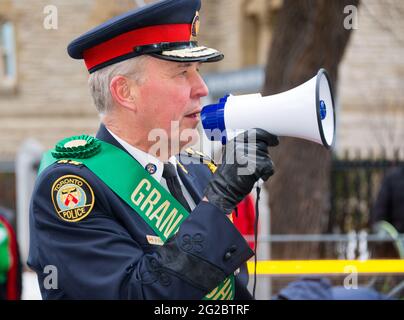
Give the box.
[247,260,404,275]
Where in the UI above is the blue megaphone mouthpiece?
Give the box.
[201,94,229,143]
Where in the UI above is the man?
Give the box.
[28,0,278,299]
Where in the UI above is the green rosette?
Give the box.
[52,135,101,159]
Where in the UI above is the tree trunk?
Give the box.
[264,0,359,260]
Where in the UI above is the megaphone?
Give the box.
[201,68,336,149]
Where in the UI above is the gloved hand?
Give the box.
[203,128,279,214]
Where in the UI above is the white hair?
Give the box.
[88,55,149,115]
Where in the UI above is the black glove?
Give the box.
[203,128,279,214]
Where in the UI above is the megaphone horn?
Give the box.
[201,68,336,149]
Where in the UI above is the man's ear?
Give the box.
[110,75,137,111]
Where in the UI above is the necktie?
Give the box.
[162,162,191,212]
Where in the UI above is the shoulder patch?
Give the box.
[51,175,95,222]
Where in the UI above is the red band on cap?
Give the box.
[83,24,191,71]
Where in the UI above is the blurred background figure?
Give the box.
[367,167,404,297]
[0,207,22,300]
[369,166,404,260]
[371,166,404,234]
[233,194,257,250]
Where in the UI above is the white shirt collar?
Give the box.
[107,128,182,184]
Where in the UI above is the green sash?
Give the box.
[39,137,235,300]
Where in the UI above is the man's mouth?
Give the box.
[185,109,201,118]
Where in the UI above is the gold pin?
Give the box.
[203,160,217,174]
[176,161,189,174]
[69,160,82,166]
[195,150,206,157]
[185,148,195,155]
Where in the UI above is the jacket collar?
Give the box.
[95,123,126,152]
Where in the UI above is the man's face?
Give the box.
[134,57,209,155]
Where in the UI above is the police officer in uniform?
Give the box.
[28,0,278,299]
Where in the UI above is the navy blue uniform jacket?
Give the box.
[28,125,254,299]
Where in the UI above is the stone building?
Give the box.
[338,0,404,157]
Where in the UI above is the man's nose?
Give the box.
[191,72,209,98]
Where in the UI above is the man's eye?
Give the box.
[177,70,187,77]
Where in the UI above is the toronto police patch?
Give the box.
[51,175,95,222]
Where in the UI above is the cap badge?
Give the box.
[191,11,200,41]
